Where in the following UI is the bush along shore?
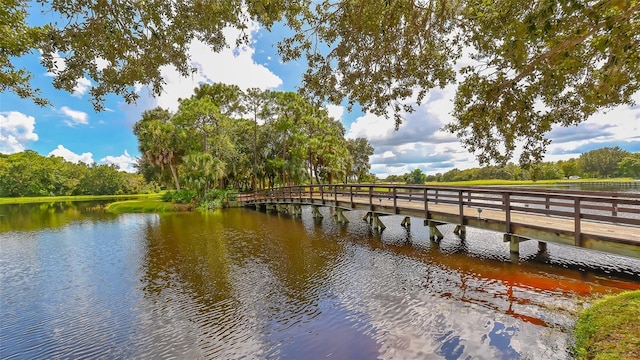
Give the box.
[105,189,237,214]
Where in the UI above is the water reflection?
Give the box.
[0,201,116,232]
[1,205,639,359]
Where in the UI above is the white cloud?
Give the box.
[48,145,94,164]
[59,106,89,126]
[381,151,396,159]
[143,26,282,112]
[345,85,471,176]
[325,104,344,122]
[100,150,137,173]
[545,92,640,162]
[0,111,39,154]
[72,77,92,97]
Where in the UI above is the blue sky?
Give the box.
[1,12,639,176]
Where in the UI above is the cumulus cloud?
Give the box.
[72,77,92,97]
[346,87,457,147]
[59,106,89,126]
[545,93,640,162]
[551,140,640,156]
[100,150,137,173]
[49,145,94,164]
[0,111,39,154]
[344,84,473,176]
[325,104,344,121]
[546,123,615,143]
[143,26,282,113]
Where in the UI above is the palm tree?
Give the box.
[182,153,225,198]
[140,120,182,190]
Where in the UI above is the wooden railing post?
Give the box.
[334,184,338,204]
[369,186,373,209]
[574,198,581,246]
[320,185,324,204]
[424,188,429,219]
[350,185,354,208]
[458,190,464,225]
[393,187,398,214]
[545,195,550,216]
[504,193,511,233]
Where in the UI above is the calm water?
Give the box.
[1,202,639,359]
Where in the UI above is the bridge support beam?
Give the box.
[363,212,373,223]
[453,225,466,240]
[373,213,386,230]
[503,234,531,254]
[425,220,444,241]
[538,241,547,253]
[290,204,302,217]
[334,208,349,224]
[311,205,323,219]
[401,216,411,228]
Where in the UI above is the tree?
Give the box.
[174,97,224,154]
[180,153,224,199]
[281,0,640,166]
[558,158,580,178]
[618,153,640,178]
[76,164,125,195]
[1,0,48,105]
[578,147,629,178]
[346,138,374,183]
[5,0,299,110]
[405,168,427,184]
[243,88,271,190]
[133,109,184,190]
[0,151,147,196]
[193,83,244,117]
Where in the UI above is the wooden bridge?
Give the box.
[237,184,640,260]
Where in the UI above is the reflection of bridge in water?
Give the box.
[238,184,640,260]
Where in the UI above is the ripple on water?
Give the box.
[2,208,639,359]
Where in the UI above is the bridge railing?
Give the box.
[238,184,640,231]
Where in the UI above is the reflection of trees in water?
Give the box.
[0,201,116,232]
[137,209,347,358]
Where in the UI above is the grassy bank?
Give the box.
[0,193,161,205]
[105,198,192,214]
[574,290,640,359]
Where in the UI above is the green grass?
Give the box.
[0,193,162,205]
[105,198,192,214]
[574,290,640,360]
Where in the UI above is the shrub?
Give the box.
[162,189,198,203]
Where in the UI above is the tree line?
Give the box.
[0,150,157,197]
[134,83,374,200]
[388,147,640,184]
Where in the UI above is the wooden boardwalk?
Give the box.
[238,184,640,259]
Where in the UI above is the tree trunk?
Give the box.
[169,163,180,191]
